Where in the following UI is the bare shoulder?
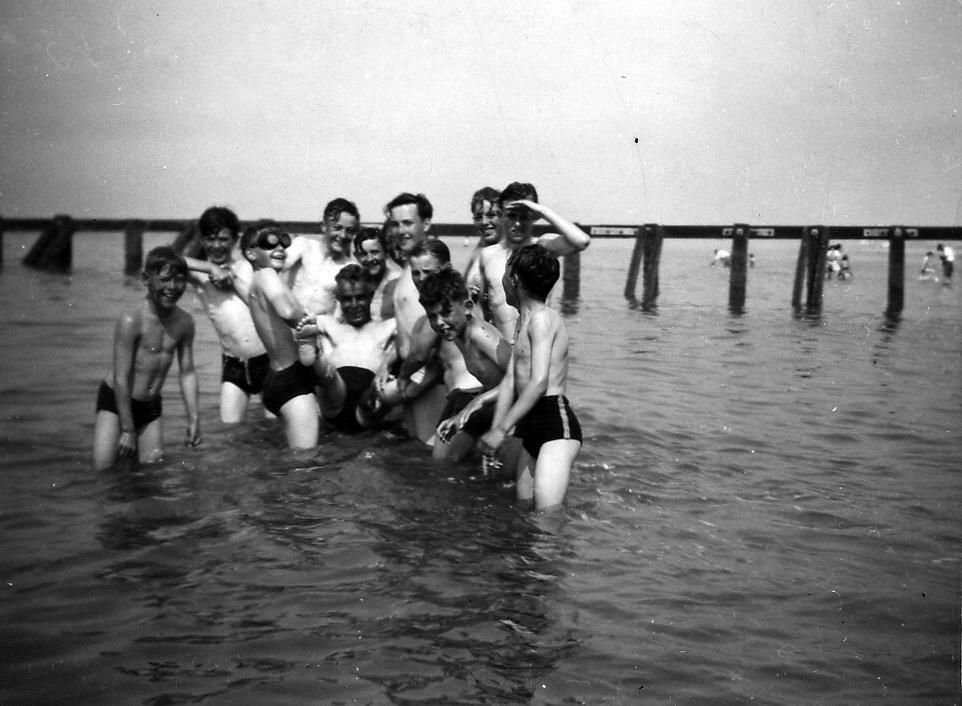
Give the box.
[172,306,196,338]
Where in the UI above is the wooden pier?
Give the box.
[1,216,959,316]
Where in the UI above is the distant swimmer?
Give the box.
[93,247,200,471]
[919,250,937,280]
[749,252,756,268]
[838,253,852,280]
[710,249,731,267]
[825,243,843,278]
[937,243,954,283]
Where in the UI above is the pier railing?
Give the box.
[2,216,959,316]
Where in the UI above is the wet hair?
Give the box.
[384,192,433,221]
[498,182,538,207]
[144,245,188,276]
[418,268,469,311]
[198,206,240,239]
[470,186,500,214]
[353,226,387,255]
[323,197,360,225]
[334,263,374,293]
[240,219,286,253]
[409,238,450,265]
[507,244,558,300]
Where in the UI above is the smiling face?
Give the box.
[324,211,359,257]
[472,199,501,246]
[424,297,470,341]
[409,252,445,291]
[336,279,373,327]
[144,263,188,312]
[388,203,430,258]
[355,237,386,280]
[245,230,290,271]
[201,227,235,266]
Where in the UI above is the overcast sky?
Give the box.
[1,0,960,226]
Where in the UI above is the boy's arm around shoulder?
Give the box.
[175,311,201,447]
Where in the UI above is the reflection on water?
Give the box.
[0,235,960,703]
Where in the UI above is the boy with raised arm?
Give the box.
[180,206,270,423]
[477,182,590,342]
[479,244,583,511]
[242,220,320,449]
[93,246,200,470]
[418,268,515,464]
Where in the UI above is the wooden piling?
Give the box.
[791,227,810,310]
[124,220,146,276]
[23,214,74,273]
[561,248,581,314]
[640,223,663,311]
[0,214,4,269]
[728,223,749,313]
[886,225,905,315]
[624,227,644,302]
[805,226,828,313]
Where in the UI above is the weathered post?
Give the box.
[124,220,146,276]
[805,225,828,313]
[886,225,906,315]
[0,214,5,269]
[728,223,749,313]
[561,248,581,315]
[23,214,74,273]
[640,223,663,311]
[791,227,810,310]
[624,227,644,303]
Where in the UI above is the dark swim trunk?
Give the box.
[514,395,582,458]
[222,352,271,395]
[95,381,162,430]
[438,388,495,439]
[261,362,316,416]
[325,366,376,433]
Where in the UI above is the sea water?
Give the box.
[0,233,959,704]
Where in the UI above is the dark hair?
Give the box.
[144,245,188,276]
[418,268,469,310]
[240,219,286,253]
[384,192,433,221]
[409,238,450,265]
[323,197,360,225]
[354,226,386,255]
[507,244,558,300]
[470,186,500,214]
[498,182,538,207]
[198,206,240,239]
[334,263,374,292]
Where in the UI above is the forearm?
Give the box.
[180,370,200,423]
[492,378,546,434]
[540,204,590,253]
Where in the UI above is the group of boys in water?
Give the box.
[92,183,591,511]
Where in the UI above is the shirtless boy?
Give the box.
[181,206,270,423]
[383,192,448,442]
[418,268,514,464]
[296,264,397,433]
[479,244,582,511]
[242,221,319,449]
[477,182,590,342]
[353,226,401,321]
[93,246,201,470]
[287,197,359,316]
[463,186,502,314]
